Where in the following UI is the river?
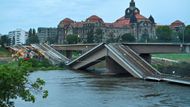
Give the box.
[15,70,190,107]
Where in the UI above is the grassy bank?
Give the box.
[152,54,190,77]
[153,62,190,77]
[152,54,190,62]
[1,58,64,72]
[0,47,11,57]
[20,58,65,71]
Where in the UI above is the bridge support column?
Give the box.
[66,50,72,59]
[140,54,151,64]
[106,57,131,75]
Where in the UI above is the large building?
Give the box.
[37,27,57,43]
[57,0,156,44]
[8,29,28,45]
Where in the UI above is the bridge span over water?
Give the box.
[52,43,190,63]
[52,43,190,53]
[11,43,190,85]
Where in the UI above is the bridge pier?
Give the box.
[66,50,72,59]
[140,54,151,64]
[106,57,132,75]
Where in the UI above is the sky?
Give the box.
[0,0,190,34]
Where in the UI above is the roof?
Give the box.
[114,17,130,28]
[113,14,149,28]
[58,13,149,28]
[86,15,104,23]
[72,22,84,27]
[135,14,147,21]
[105,23,113,27]
[58,18,74,28]
[170,20,185,28]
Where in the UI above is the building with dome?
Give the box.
[57,0,156,44]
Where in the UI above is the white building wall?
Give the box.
[8,29,28,45]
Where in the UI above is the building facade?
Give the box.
[37,27,58,43]
[57,0,156,44]
[8,29,28,45]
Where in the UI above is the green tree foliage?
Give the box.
[94,29,103,43]
[177,31,183,43]
[106,32,117,43]
[0,35,11,47]
[156,26,172,42]
[86,29,94,43]
[47,37,57,44]
[120,33,136,43]
[171,31,181,43]
[184,25,190,43]
[0,59,48,107]
[26,29,39,44]
[140,33,149,43]
[66,34,79,44]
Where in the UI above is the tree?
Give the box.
[0,35,11,47]
[120,33,136,43]
[26,29,39,44]
[156,26,172,42]
[106,32,117,43]
[140,33,149,43]
[184,25,190,43]
[0,60,48,107]
[86,29,94,43]
[66,34,78,44]
[46,37,57,44]
[94,29,103,43]
[171,31,181,43]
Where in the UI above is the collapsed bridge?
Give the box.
[23,43,190,85]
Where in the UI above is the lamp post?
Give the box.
[180,26,185,52]
[78,35,80,43]
[182,27,185,44]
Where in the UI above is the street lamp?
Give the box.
[78,35,80,43]
[182,27,185,44]
[180,26,185,52]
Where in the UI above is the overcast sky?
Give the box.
[0,0,189,34]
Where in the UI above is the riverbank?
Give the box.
[0,58,64,72]
[152,59,190,77]
[0,57,12,64]
[0,47,12,64]
[0,47,11,57]
[152,54,190,77]
[152,54,190,62]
